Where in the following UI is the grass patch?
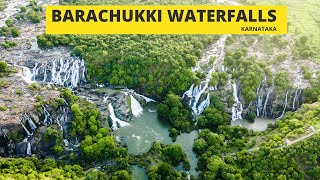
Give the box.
[0,0,8,11]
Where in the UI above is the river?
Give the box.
[114,102,199,178]
[231,117,276,132]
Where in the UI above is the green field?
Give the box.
[238,0,320,38]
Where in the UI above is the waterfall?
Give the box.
[292,88,299,111]
[231,82,243,121]
[29,57,86,88]
[135,93,156,103]
[262,88,273,117]
[192,83,209,115]
[197,93,210,114]
[26,142,31,156]
[16,66,34,84]
[183,84,195,99]
[256,85,263,117]
[64,139,69,147]
[25,114,37,130]
[108,103,130,130]
[125,89,156,103]
[256,96,263,117]
[42,105,52,126]
[277,90,289,119]
[182,36,227,116]
[130,95,143,117]
[20,120,31,137]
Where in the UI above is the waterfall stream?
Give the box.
[231,82,243,121]
[25,114,37,130]
[42,105,52,126]
[292,88,300,111]
[262,87,273,117]
[108,103,130,130]
[183,36,227,117]
[256,85,263,117]
[130,95,144,117]
[277,90,289,119]
[30,57,86,88]
[197,93,210,114]
[26,142,31,156]
[20,120,31,137]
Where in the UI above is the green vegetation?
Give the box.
[15,1,43,23]
[158,94,193,133]
[132,142,190,180]
[224,49,268,104]
[237,0,320,40]
[59,89,132,177]
[0,0,7,11]
[197,96,229,130]
[0,158,85,179]
[210,72,229,88]
[37,34,218,98]
[0,80,9,88]
[194,97,320,179]
[1,40,17,49]
[0,61,9,77]
[304,72,320,103]
[0,105,7,111]
[5,19,13,27]
[41,126,64,156]
[60,0,212,5]
[0,22,21,38]
[62,89,101,138]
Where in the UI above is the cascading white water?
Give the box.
[25,114,37,130]
[183,36,227,117]
[277,90,289,119]
[192,84,209,115]
[197,93,210,114]
[26,142,32,156]
[292,88,299,111]
[29,57,86,88]
[108,103,130,130]
[182,84,195,99]
[16,66,34,84]
[130,95,143,117]
[126,89,156,103]
[256,85,263,117]
[231,82,243,121]
[42,105,51,126]
[262,88,273,117]
[20,121,31,137]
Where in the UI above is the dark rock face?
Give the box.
[111,93,131,122]
[242,85,303,119]
[0,102,73,157]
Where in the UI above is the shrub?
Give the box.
[0,105,7,111]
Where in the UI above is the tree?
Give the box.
[158,94,193,132]
[5,20,13,27]
[27,10,41,23]
[111,170,133,180]
[11,28,21,38]
[193,138,208,155]
[163,144,185,166]
[0,61,9,76]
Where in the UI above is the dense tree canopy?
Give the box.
[158,93,193,132]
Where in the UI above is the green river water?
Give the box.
[114,102,199,179]
[114,102,275,179]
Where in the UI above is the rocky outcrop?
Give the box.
[243,85,303,119]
